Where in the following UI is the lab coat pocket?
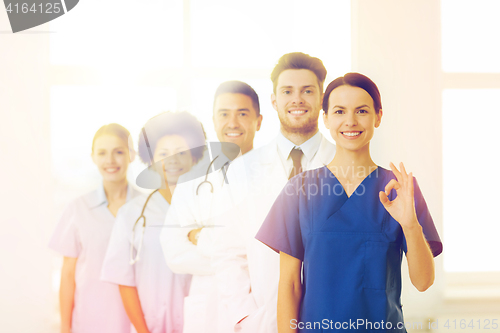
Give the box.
[182,294,208,333]
[363,241,396,290]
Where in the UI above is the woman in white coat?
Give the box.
[101,112,206,333]
[49,123,140,333]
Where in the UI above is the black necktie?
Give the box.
[288,148,303,179]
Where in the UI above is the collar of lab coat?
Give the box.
[84,183,135,209]
[261,132,334,167]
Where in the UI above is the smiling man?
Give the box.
[271,65,323,142]
[213,53,336,333]
[213,80,263,155]
[160,81,263,333]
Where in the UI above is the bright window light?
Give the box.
[49,0,350,192]
[50,86,177,188]
[50,0,184,69]
[442,89,500,272]
[442,0,500,73]
[190,0,351,75]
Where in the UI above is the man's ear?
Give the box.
[322,111,330,130]
[271,93,278,111]
[256,114,263,131]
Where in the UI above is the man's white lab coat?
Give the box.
[160,153,240,333]
[213,133,336,333]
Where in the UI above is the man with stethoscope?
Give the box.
[160,80,263,333]
[213,52,336,333]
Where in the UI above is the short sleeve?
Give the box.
[255,175,305,261]
[100,204,136,286]
[48,203,82,258]
[402,177,443,257]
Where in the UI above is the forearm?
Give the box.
[59,272,75,331]
[119,285,150,333]
[403,221,435,291]
[278,280,302,333]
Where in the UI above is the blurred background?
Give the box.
[1,0,499,331]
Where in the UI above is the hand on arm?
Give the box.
[119,285,150,333]
[161,195,214,275]
[187,227,203,245]
[379,162,435,291]
[278,252,302,333]
[60,257,77,333]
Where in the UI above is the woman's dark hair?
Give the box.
[138,111,207,165]
[271,52,327,93]
[92,123,132,152]
[323,73,382,114]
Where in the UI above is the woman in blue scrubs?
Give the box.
[256,73,442,333]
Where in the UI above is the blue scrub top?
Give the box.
[256,166,442,332]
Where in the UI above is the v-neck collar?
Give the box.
[324,165,380,199]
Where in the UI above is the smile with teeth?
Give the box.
[104,167,119,173]
[288,109,307,115]
[226,133,242,137]
[342,131,362,137]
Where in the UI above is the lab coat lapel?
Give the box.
[246,139,288,236]
[310,135,336,169]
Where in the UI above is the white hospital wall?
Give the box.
[2,1,498,331]
[0,11,55,333]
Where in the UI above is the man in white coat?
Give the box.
[213,52,336,333]
[160,81,263,333]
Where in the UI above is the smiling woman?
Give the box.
[137,111,206,193]
[49,123,141,333]
[101,111,206,333]
[256,73,442,333]
[91,125,135,197]
[322,73,382,157]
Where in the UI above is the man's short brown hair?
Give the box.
[270,52,327,93]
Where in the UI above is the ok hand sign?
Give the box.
[379,162,419,229]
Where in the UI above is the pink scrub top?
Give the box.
[49,184,140,333]
[101,191,191,333]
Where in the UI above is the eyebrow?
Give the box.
[217,108,251,112]
[332,104,371,109]
[279,85,317,89]
[97,147,126,150]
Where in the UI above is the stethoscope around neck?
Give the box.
[129,131,238,264]
[129,155,229,265]
[196,155,230,195]
[129,189,158,265]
